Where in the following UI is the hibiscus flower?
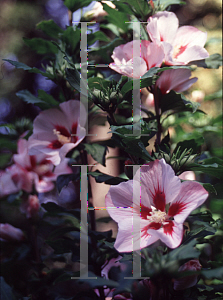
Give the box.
[147,11,209,65]
[28,100,86,165]
[109,40,164,78]
[0,139,72,195]
[105,159,208,252]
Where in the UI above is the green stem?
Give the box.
[153,87,162,147]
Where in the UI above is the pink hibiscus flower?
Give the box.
[109,40,164,78]
[147,11,209,65]
[156,68,198,94]
[105,159,208,252]
[0,139,72,195]
[28,100,86,165]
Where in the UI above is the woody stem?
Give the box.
[153,87,162,146]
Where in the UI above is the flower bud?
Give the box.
[173,259,202,290]
[179,171,196,181]
[191,90,205,103]
[0,223,25,241]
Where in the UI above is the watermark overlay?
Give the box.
[72,19,150,279]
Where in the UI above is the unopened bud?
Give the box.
[173,259,202,290]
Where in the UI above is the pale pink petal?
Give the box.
[54,158,72,176]
[60,100,87,131]
[122,40,140,60]
[156,69,197,94]
[35,178,54,193]
[131,57,148,78]
[161,42,176,65]
[111,44,126,64]
[147,221,183,248]
[174,45,209,64]
[173,77,198,93]
[28,100,86,165]
[179,171,196,181]
[147,11,179,44]
[115,217,158,252]
[32,108,69,136]
[10,165,34,193]
[13,139,31,169]
[109,40,163,78]
[0,223,25,241]
[174,26,207,48]
[168,181,208,223]
[105,181,137,221]
[133,159,181,211]
[143,42,165,69]
[0,171,19,197]
[58,142,81,163]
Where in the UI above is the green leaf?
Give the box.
[36,20,64,39]
[84,143,108,166]
[167,240,200,262]
[201,267,223,280]
[62,26,80,53]
[16,90,56,110]
[23,38,58,55]
[192,53,223,69]
[174,137,204,155]
[202,183,217,195]
[156,0,186,10]
[110,120,156,161]
[63,0,94,12]
[100,23,120,36]
[103,3,129,33]
[88,31,110,46]
[46,239,75,254]
[0,277,16,300]
[187,158,223,179]
[160,90,201,114]
[121,77,155,96]
[88,170,128,185]
[89,37,124,63]
[0,135,17,151]
[48,226,79,240]
[56,173,80,193]
[78,272,119,288]
[88,77,111,91]
[3,59,54,79]
[121,67,159,96]
[66,68,88,96]
[38,89,59,107]
[0,153,12,168]
[203,53,223,69]
[117,0,152,20]
[42,202,80,218]
[16,90,44,105]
